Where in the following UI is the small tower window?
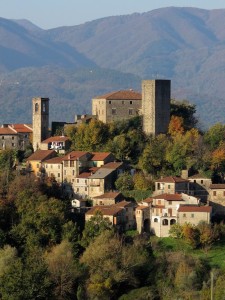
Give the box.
[43,102,46,112]
[35,103,39,112]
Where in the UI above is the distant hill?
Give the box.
[1,7,225,127]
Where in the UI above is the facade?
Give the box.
[32,97,49,151]
[26,150,57,176]
[0,124,32,150]
[40,135,71,154]
[209,184,225,216]
[136,193,201,237]
[92,90,142,123]
[142,79,171,136]
[177,205,212,225]
[92,192,123,206]
[154,176,190,195]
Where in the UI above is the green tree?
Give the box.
[80,210,113,248]
[115,172,134,191]
[204,123,225,151]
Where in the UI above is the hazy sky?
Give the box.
[1,0,225,29]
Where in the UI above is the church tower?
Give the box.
[142,79,171,136]
[32,97,49,151]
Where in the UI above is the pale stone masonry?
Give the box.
[32,97,49,151]
[142,79,171,136]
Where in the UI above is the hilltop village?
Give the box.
[0,79,224,236]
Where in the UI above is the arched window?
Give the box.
[170,219,176,225]
[35,103,39,112]
[162,219,168,226]
[154,218,158,223]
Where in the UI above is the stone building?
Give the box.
[92,79,171,136]
[92,90,142,123]
[32,97,49,151]
[142,79,171,135]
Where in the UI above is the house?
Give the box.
[85,200,136,232]
[91,152,115,167]
[92,90,142,123]
[92,192,123,206]
[177,205,212,225]
[154,176,190,196]
[85,205,126,232]
[188,173,211,201]
[88,168,116,198]
[136,193,200,237]
[26,150,57,176]
[40,135,71,153]
[0,124,32,150]
[44,156,64,182]
[209,184,225,216]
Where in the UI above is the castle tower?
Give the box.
[32,97,49,151]
[142,79,171,136]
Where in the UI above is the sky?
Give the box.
[1,0,225,29]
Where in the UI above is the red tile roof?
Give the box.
[156,176,189,183]
[92,192,121,199]
[10,124,32,133]
[178,205,212,213]
[143,198,153,203]
[44,157,64,164]
[136,205,149,210]
[41,135,70,143]
[94,90,141,100]
[27,150,57,161]
[64,151,90,160]
[101,162,123,169]
[209,184,225,189]
[114,200,134,208]
[86,205,123,216]
[77,172,92,179]
[91,152,113,161]
[0,127,17,135]
[153,193,184,201]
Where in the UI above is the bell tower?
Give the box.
[32,97,49,151]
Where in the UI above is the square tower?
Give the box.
[142,79,171,136]
[32,97,49,151]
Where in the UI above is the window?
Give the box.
[112,108,116,115]
[162,219,168,226]
[158,200,161,205]
[85,180,87,184]
[223,191,225,197]
[2,136,4,140]
[72,170,75,176]
[70,161,74,167]
[213,191,217,196]
[168,185,171,189]
[12,136,14,140]
[130,101,133,104]
[168,201,172,205]
[12,143,15,147]
[122,101,124,104]
[58,173,60,177]
[77,188,79,192]
[129,109,133,115]
[37,163,39,168]
[201,180,203,184]
[109,101,111,104]
[43,102,46,112]
[64,161,69,167]
[154,218,158,223]
[191,214,194,218]
[35,103,39,112]
[46,164,48,168]
[58,164,60,169]
[85,187,87,191]
[183,213,186,217]
[77,179,79,183]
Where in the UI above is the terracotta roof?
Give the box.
[94,90,142,100]
[86,205,123,216]
[156,176,189,183]
[41,135,70,143]
[143,198,153,203]
[91,152,113,161]
[92,192,121,199]
[178,205,212,213]
[153,193,184,201]
[77,172,92,179]
[10,124,32,133]
[44,157,64,164]
[114,200,134,208]
[101,162,123,169]
[63,151,90,161]
[209,184,225,189]
[0,127,17,135]
[27,150,57,161]
[136,205,149,210]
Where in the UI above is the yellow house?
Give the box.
[27,149,57,176]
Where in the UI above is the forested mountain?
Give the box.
[1,7,225,126]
